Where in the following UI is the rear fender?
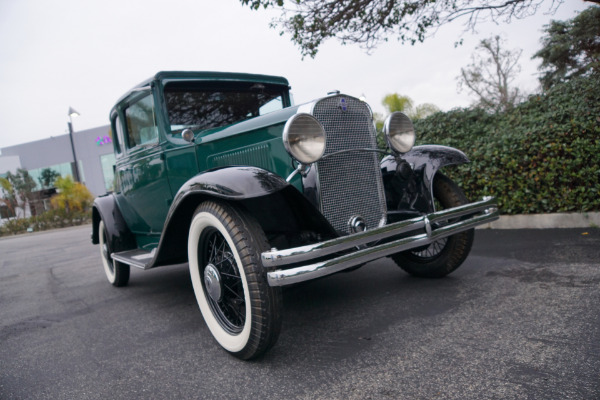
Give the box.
[381,145,469,215]
[91,194,136,254]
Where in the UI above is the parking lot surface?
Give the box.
[1,226,598,399]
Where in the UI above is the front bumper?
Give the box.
[262,197,499,286]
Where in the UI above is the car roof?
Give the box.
[110,71,290,118]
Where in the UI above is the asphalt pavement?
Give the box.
[0,225,598,399]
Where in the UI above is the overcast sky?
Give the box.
[0,0,590,149]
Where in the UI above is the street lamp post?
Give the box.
[67,107,81,182]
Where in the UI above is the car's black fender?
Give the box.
[381,145,469,217]
[150,166,337,267]
[91,194,136,253]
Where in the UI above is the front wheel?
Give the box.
[392,173,474,278]
[188,201,282,360]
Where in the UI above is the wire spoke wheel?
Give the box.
[410,237,449,259]
[200,228,246,333]
[188,201,282,360]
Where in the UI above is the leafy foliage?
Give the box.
[0,208,91,237]
[375,93,440,149]
[458,36,524,112]
[50,175,94,213]
[382,93,414,114]
[0,174,93,236]
[380,93,439,121]
[38,168,60,189]
[0,177,18,218]
[414,74,600,214]
[412,103,441,120]
[1,169,37,216]
[239,0,584,58]
[533,6,600,90]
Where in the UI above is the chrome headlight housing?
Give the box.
[283,113,326,164]
[383,112,416,154]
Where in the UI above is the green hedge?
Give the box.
[413,74,600,215]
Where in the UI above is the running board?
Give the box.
[112,249,155,269]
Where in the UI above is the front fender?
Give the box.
[174,166,289,202]
[381,145,469,215]
[150,166,336,268]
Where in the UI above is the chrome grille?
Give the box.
[312,95,387,235]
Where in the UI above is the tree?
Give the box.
[382,93,439,119]
[50,175,93,214]
[382,93,414,115]
[3,169,37,217]
[458,35,523,113]
[533,6,600,90]
[0,177,18,219]
[240,0,600,58]
[412,103,442,120]
[38,168,60,189]
[375,93,439,148]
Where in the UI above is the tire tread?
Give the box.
[192,201,282,360]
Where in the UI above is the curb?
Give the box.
[477,212,600,229]
[2,214,599,239]
[0,223,91,240]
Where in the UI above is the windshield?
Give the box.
[164,81,287,134]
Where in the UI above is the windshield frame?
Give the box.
[163,80,290,136]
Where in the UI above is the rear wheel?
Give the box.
[188,201,282,360]
[98,220,130,287]
[392,173,474,278]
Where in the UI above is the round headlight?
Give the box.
[283,113,326,164]
[383,112,416,154]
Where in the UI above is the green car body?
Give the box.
[92,71,499,359]
[107,71,298,248]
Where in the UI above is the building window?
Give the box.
[27,163,71,189]
[100,153,116,192]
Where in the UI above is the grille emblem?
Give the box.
[339,98,348,112]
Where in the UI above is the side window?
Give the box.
[125,94,158,149]
[112,115,125,156]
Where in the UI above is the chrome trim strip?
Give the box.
[112,253,148,269]
[320,148,390,160]
[111,248,156,270]
[263,197,499,286]
[130,86,151,92]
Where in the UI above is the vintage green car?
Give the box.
[92,71,498,359]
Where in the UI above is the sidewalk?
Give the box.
[478,212,600,229]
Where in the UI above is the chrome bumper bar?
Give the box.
[262,197,499,286]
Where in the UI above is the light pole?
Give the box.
[67,107,81,182]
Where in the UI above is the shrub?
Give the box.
[0,176,94,236]
[0,209,92,237]
[51,176,94,212]
[414,74,600,215]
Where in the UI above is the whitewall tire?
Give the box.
[99,220,130,287]
[188,201,282,360]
